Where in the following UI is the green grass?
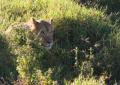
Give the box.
[0,0,120,85]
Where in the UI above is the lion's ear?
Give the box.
[26,17,36,26]
[49,18,53,24]
[30,17,36,23]
[49,19,54,31]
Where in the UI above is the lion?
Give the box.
[5,17,54,50]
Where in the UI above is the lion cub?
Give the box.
[5,17,54,50]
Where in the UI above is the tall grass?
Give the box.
[0,0,120,85]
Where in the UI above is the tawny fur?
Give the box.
[5,17,54,49]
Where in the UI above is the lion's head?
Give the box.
[26,18,54,49]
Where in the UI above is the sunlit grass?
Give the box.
[0,0,120,85]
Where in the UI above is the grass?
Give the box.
[0,0,120,85]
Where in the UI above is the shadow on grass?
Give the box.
[74,0,120,13]
[3,17,120,85]
[36,17,117,84]
[0,34,17,85]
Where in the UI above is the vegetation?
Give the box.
[74,0,120,13]
[0,0,120,85]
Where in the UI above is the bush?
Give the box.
[1,0,120,84]
[74,0,120,14]
[68,75,105,85]
[0,34,17,84]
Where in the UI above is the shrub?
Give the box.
[74,0,120,13]
[0,0,120,84]
[0,34,17,84]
